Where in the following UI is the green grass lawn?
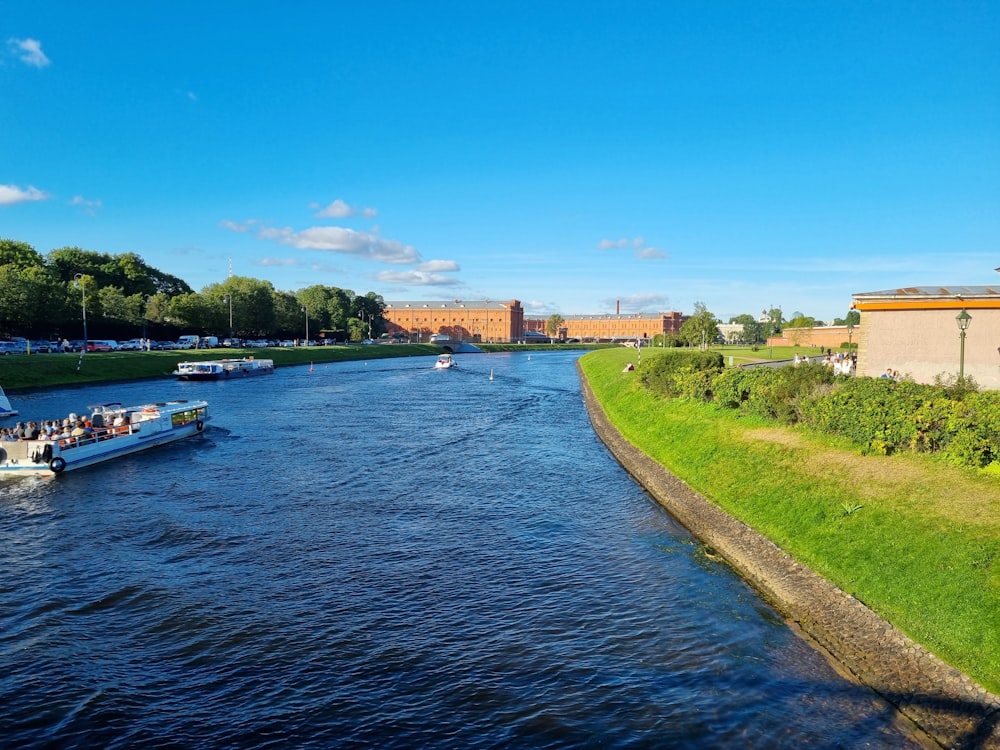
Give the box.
[580,346,1000,694]
[0,344,442,390]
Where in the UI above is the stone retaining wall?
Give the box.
[578,364,1000,749]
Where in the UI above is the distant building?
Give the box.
[383,300,524,343]
[524,311,686,342]
[851,286,1000,389]
[766,325,855,350]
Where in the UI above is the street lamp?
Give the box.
[73,273,87,366]
[301,306,309,345]
[956,308,972,379]
[141,294,152,347]
[224,295,233,338]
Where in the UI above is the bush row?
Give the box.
[641,354,1000,469]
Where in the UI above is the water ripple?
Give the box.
[0,353,920,748]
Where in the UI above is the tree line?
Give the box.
[0,239,386,342]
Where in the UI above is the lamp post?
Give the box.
[142,294,152,346]
[847,324,854,350]
[302,306,309,345]
[956,308,972,379]
[74,273,87,367]
[224,295,233,339]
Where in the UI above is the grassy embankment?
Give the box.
[579,345,1000,694]
[0,344,442,391]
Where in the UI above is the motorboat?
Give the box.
[0,385,16,419]
[434,354,458,369]
[173,357,275,380]
[0,399,209,477]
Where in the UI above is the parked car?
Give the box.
[64,340,85,352]
[0,341,24,355]
[85,340,113,352]
[152,340,176,350]
[28,340,55,353]
[47,341,65,353]
[118,339,146,351]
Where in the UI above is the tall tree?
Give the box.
[0,238,45,271]
[833,310,861,326]
[0,265,68,335]
[546,314,564,339]
[679,302,720,349]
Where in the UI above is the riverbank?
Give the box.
[577,347,1000,749]
[0,344,442,390]
[0,343,598,391]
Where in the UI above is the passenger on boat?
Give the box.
[24,421,40,440]
[70,421,86,439]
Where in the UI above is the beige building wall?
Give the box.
[851,287,1000,390]
[856,308,1000,388]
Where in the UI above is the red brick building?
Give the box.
[383,300,525,343]
[525,312,687,342]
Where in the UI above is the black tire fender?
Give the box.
[49,456,67,474]
[196,420,204,432]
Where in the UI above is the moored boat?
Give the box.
[0,385,16,419]
[434,353,457,369]
[173,357,274,380]
[0,399,209,477]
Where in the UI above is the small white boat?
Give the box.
[434,353,458,369]
[173,357,274,380]
[0,399,209,478]
[0,385,16,419]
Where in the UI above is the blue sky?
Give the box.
[2,1,998,323]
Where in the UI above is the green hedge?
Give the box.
[639,355,1000,470]
[639,350,724,401]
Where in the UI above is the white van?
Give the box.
[177,335,200,349]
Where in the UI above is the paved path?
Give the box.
[579,365,1000,749]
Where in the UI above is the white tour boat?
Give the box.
[434,353,458,369]
[0,385,16,419]
[173,357,275,380]
[0,399,209,478]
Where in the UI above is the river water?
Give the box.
[0,351,920,748]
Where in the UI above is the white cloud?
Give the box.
[418,259,460,272]
[257,257,301,267]
[598,238,629,250]
[219,219,260,233]
[69,195,102,215]
[0,183,49,205]
[598,235,666,260]
[314,198,378,219]
[8,38,50,68]
[376,270,461,286]
[600,293,671,312]
[523,299,563,315]
[635,246,667,259]
[259,224,421,264]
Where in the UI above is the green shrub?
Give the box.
[640,350,723,399]
[939,390,1000,467]
[802,377,933,455]
[642,355,1000,471]
[716,363,834,424]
